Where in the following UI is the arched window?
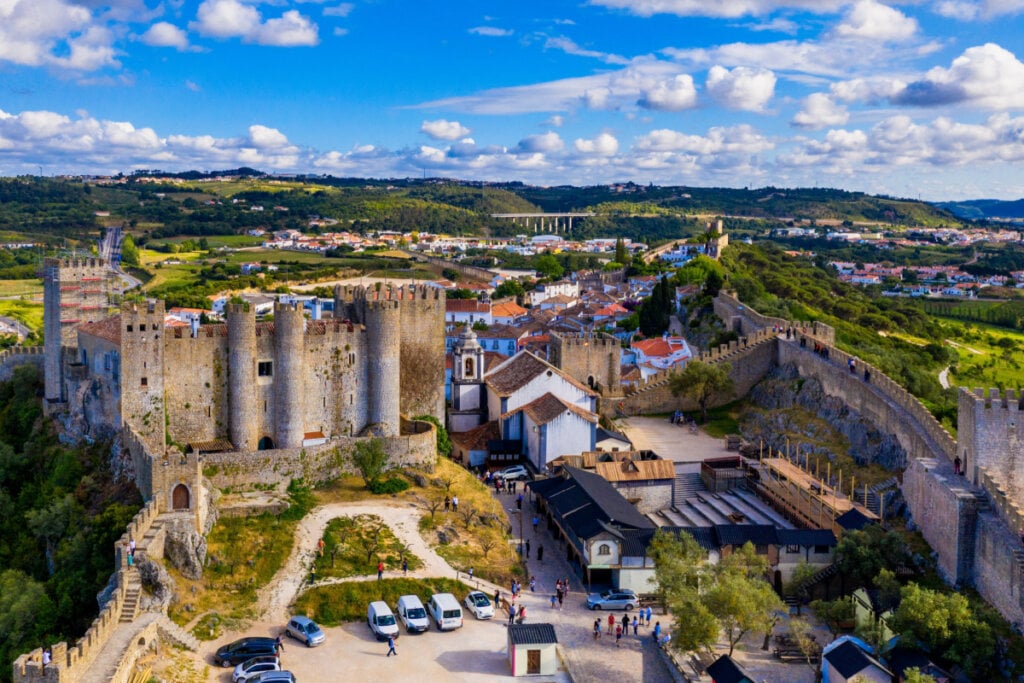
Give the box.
[597,543,611,556]
[464,357,475,377]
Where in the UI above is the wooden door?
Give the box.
[172,484,190,510]
[527,649,541,674]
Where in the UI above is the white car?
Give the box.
[463,591,494,620]
[232,656,280,683]
[497,465,530,481]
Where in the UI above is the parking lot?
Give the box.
[201,609,572,682]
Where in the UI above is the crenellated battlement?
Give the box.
[966,387,1024,410]
[44,256,108,271]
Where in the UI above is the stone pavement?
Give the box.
[490,484,673,683]
[618,416,731,464]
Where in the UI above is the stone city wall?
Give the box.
[201,418,436,490]
[902,458,978,583]
[973,509,1024,627]
[0,345,44,381]
[714,292,836,346]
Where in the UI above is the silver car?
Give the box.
[464,591,494,620]
[285,616,325,647]
[233,656,280,683]
[586,589,638,610]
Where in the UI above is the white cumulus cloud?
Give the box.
[420,119,471,141]
[0,0,120,71]
[705,65,776,111]
[792,93,850,129]
[141,22,191,50]
[588,0,845,18]
[637,74,698,111]
[574,132,619,155]
[834,0,919,42]
[191,0,319,46]
[517,131,565,154]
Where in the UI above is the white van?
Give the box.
[367,601,400,640]
[427,593,463,631]
[396,595,430,633]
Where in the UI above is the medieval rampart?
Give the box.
[202,418,436,490]
[0,345,44,381]
[714,292,836,346]
[403,251,498,283]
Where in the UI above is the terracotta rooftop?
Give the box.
[450,420,500,452]
[507,392,598,426]
[446,299,491,313]
[491,301,527,318]
[78,314,121,345]
[486,351,598,398]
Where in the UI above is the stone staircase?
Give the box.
[119,577,141,624]
[155,615,200,651]
[674,471,706,504]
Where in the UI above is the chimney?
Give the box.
[189,316,200,338]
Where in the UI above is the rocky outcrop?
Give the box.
[164,526,207,580]
[137,557,176,612]
[743,365,908,471]
[57,376,120,446]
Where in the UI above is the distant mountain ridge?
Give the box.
[935,199,1024,221]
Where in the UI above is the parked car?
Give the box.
[497,465,530,481]
[249,672,296,683]
[285,616,325,647]
[586,589,638,610]
[427,592,464,631]
[367,600,400,640]
[396,594,430,633]
[463,591,494,620]
[233,656,280,683]
[215,637,278,667]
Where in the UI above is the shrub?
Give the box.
[367,477,410,495]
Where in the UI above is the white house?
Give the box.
[445,299,493,327]
[485,351,598,471]
[529,280,580,307]
[630,336,692,370]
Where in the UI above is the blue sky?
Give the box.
[2,0,1024,199]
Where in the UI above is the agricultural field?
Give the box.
[940,318,1024,389]
[0,279,43,299]
[0,299,44,336]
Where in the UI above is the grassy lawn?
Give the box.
[167,481,315,639]
[139,248,204,265]
[141,262,204,290]
[295,578,469,625]
[701,400,742,437]
[0,300,43,335]
[940,318,1024,388]
[0,279,42,298]
[314,514,423,580]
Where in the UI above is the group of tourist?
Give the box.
[592,608,660,647]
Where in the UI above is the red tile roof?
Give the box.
[485,351,597,398]
[78,315,121,345]
[504,392,598,425]
[446,299,491,313]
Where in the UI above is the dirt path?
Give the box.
[257,501,497,622]
[946,339,983,355]
[939,365,951,389]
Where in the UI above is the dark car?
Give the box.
[215,637,278,667]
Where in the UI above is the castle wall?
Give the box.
[120,302,166,450]
[202,419,437,489]
[973,509,1024,627]
[364,301,401,436]
[611,331,776,416]
[713,292,836,346]
[959,388,1024,496]
[0,346,45,381]
[227,304,257,451]
[903,458,978,583]
[163,329,229,446]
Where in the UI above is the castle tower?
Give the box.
[273,302,306,449]
[120,300,166,449]
[448,326,487,433]
[364,299,401,436]
[227,302,258,451]
[549,332,622,395]
[958,387,1024,492]
[43,257,116,404]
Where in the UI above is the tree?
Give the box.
[785,561,820,615]
[834,526,910,590]
[0,570,58,676]
[493,279,524,300]
[120,234,140,266]
[669,360,734,423]
[646,529,719,653]
[352,439,388,487]
[615,237,628,265]
[902,668,937,683]
[355,520,385,563]
[458,505,476,528]
[810,598,855,639]
[26,494,76,576]
[704,571,784,655]
[534,254,564,279]
[638,275,674,337]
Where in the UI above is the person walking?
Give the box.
[451,495,459,512]
[444,495,450,512]
[518,604,526,624]
[525,539,531,559]
[529,576,536,592]
[615,624,623,647]
[386,634,397,657]
[508,602,516,625]
[317,537,325,556]
[516,492,523,510]
[537,545,544,562]
[377,560,384,581]
[468,566,474,581]
[310,564,316,584]
[494,589,501,607]
[557,590,564,609]
[653,621,661,643]
[275,634,285,655]
[550,594,557,609]
[593,619,601,641]
[607,613,614,636]
[645,605,653,626]
[402,557,408,576]
[632,616,639,636]
[532,515,539,533]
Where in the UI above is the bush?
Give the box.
[367,477,410,495]
[296,578,469,625]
